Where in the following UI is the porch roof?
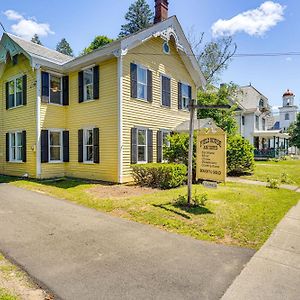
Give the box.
[253,130,290,139]
[173,118,217,133]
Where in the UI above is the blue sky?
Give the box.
[1,0,298,110]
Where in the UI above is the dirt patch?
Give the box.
[0,253,53,300]
[88,184,159,199]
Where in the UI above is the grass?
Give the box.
[0,289,18,300]
[1,176,299,250]
[241,159,300,186]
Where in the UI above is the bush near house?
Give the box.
[227,135,255,175]
[164,133,255,178]
[131,163,187,189]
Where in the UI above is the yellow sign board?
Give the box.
[196,127,227,182]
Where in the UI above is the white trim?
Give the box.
[135,64,148,101]
[83,68,94,102]
[48,129,63,163]
[36,67,42,178]
[136,127,148,164]
[117,53,123,183]
[179,81,191,111]
[48,73,63,105]
[7,75,24,109]
[83,128,94,163]
[9,131,23,163]
[81,64,96,71]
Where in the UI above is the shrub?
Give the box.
[267,177,280,189]
[227,135,255,175]
[131,163,187,189]
[174,190,208,207]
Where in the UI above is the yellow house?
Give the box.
[0,10,205,183]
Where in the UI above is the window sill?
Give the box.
[80,99,98,104]
[7,105,24,111]
[137,161,148,164]
[49,161,63,164]
[48,103,63,107]
[160,104,171,109]
[131,97,150,104]
[8,161,24,164]
[83,161,95,164]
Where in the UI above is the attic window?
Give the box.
[163,42,170,54]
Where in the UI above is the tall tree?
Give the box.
[197,83,239,136]
[119,0,154,38]
[289,114,300,148]
[82,36,113,55]
[31,34,42,45]
[188,30,237,84]
[56,38,74,56]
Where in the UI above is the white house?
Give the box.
[235,84,289,158]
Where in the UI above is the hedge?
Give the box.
[131,163,187,189]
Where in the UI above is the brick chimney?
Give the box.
[154,0,169,24]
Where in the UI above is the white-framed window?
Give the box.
[162,130,171,162]
[49,74,62,105]
[255,115,259,130]
[84,129,94,162]
[9,131,23,162]
[180,83,191,110]
[137,128,147,163]
[137,65,147,100]
[8,76,23,108]
[49,130,63,162]
[262,118,266,130]
[83,68,94,101]
[285,113,290,121]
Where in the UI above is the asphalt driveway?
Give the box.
[0,184,254,300]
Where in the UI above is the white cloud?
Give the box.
[4,10,23,21]
[285,57,292,62]
[212,1,285,37]
[3,9,54,40]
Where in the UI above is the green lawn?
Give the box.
[241,159,300,186]
[0,289,18,300]
[1,176,299,250]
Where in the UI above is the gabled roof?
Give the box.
[0,16,206,88]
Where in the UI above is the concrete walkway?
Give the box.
[227,177,300,192]
[0,184,254,300]
[222,198,300,300]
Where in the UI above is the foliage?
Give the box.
[175,190,208,208]
[31,34,42,45]
[82,35,114,55]
[119,0,153,38]
[164,132,254,177]
[197,83,239,136]
[56,38,74,56]
[267,177,280,189]
[131,163,187,189]
[188,29,237,84]
[0,288,18,300]
[288,113,300,148]
[227,135,255,175]
[280,172,290,184]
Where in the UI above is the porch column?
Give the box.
[273,136,276,149]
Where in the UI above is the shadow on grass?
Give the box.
[153,203,213,219]
[0,175,115,190]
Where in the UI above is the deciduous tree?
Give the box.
[82,36,113,55]
[289,113,300,148]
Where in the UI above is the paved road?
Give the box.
[0,184,254,300]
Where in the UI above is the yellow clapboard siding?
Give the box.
[121,37,196,181]
[0,55,36,177]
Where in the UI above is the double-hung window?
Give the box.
[10,132,23,162]
[8,76,23,108]
[49,75,62,105]
[137,66,147,100]
[255,116,259,130]
[83,68,94,101]
[179,83,191,110]
[84,129,94,162]
[49,130,62,162]
[162,130,170,162]
[161,75,171,107]
[137,129,147,163]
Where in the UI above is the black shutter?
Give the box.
[178,82,182,110]
[131,128,137,164]
[62,76,69,106]
[78,129,83,162]
[6,133,9,162]
[93,128,100,163]
[157,131,162,163]
[147,69,153,103]
[147,130,153,163]
[162,76,171,107]
[22,131,26,162]
[41,130,49,163]
[41,72,49,103]
[6,82,9,110]
[22,75,27,106]
[93,66,99,100]
[78,71,84,103]
[130,63,137,98]
[63,131,69,162]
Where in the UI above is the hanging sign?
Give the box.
[196,127,227,183]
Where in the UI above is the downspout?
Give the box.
[36,66,41,178]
